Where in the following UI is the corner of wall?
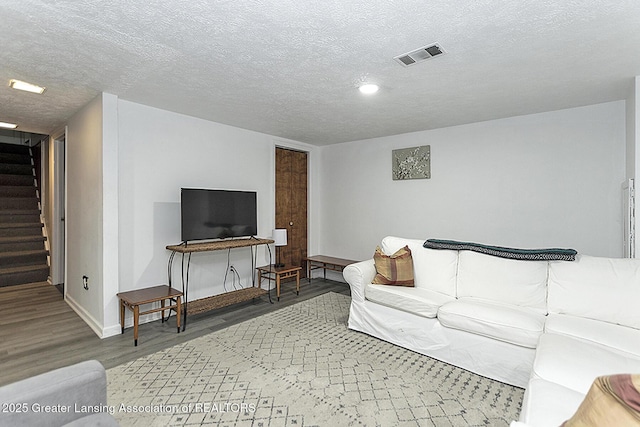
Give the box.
[101,92,120,332]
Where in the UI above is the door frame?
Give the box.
[50,129,67,292]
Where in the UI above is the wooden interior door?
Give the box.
[275,147,308,274]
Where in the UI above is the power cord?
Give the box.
[223,248,231,292]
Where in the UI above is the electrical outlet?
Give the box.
[82,275,89,290]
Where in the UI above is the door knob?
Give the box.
[289,221,294,226]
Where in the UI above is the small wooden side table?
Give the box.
[304,255,358,282]
[256,265,302,301]
[117,285,182,346]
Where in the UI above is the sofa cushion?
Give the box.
[372,245,414,286]
[546,313,640,357]
[365,284,455,318]
[548,254,640,329]
[381,236,458,297]
[456,251,548,313]
[533,333,640,394]
[520,378,585,427]
[437,299,545,348]
[0,360,116,427]
[562,374,640,427]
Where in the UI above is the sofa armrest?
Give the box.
[343,259,376,304]
[0,360,117,426]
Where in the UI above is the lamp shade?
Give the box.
[273,229,287,246]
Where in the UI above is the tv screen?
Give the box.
[181,188,257,242]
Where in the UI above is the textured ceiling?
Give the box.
[1,0,639,145]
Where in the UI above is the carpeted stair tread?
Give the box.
[0,174,34,186]
[0,224,43,238]
[0,143,47,287]
[0,222,43,229]
[0,209,41,215]
[0,185,36,197]
[0,211,41,224]
[0,264,49,273]
[0,264,49,287]
[0,152,31,164]
[0,197,39,210]
[0,249,49,258]
[0,163,33,175]
[0,143,30,155]
[0,250,47,270]
[0,235,46,252]
[0,235,46,244]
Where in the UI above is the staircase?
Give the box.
[0,142,49,287]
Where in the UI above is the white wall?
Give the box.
[102,94,120,335]
[116,99,314,332]
[65,94,628,334]
[64,93,120,337]
[65,94,106,334]
[318,101,626,261]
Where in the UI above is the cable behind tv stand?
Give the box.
[166,237,274,330]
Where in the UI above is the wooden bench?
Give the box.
[303,255,358,282]
[117,285,182,346]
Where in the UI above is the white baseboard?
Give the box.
[102,323,122,338]
[66,295,171,339]
[65,294,105,338]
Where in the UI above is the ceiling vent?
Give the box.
[394,43,446,67]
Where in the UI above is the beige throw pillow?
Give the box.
[562,374,640,427]
[372,245,414,286]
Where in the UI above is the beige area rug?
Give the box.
[107,292,523,426]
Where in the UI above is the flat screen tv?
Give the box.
[181,188,257,242]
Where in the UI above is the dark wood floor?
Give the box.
[0,279,350,387]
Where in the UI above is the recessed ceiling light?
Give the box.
[9,79,46,94]
[0,122,18,129]
[359,84,379,95]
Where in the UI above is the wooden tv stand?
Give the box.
[166,238,274,253]
[166,237,274,330]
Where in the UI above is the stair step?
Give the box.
[0,143,30,155]
[0,143,48,287]
[0,223,43,237]
[0,249,48,268]
[0,185,36,197]
[0,264,49,287]
[0,210,41,223]
[0,223,43,229]
[0,197,39,210]
[0,236,46,252]
[0,235,46,243]
[0,163,32,176]
[0,152,31,165]
[0,174,34,186]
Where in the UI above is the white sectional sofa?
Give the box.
[343,236,640,426]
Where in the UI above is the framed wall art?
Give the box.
[392,145,430,180]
